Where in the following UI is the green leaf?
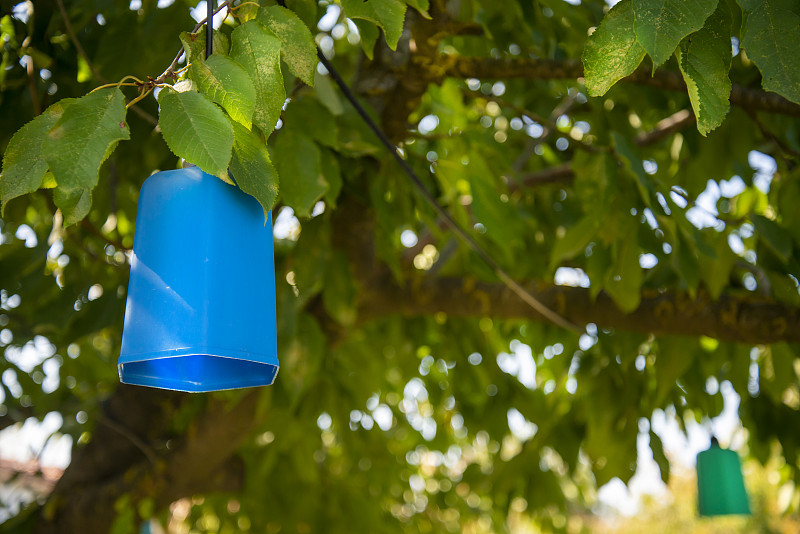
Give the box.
[314,71,344,116]
[230,20,285,136]
[612,132,656,209]
[285,0,319,30]
[320,147,342,207]
[53,187,92,227]
[341,0,407,50]
[157,89,234,180]
[605,224,642,312]
[676,2,732,135]
[229,120,279,221]
[292,216,331,295]
[284,96,337,147]
[582,0,646,97]
[698,233,737,299]
[572,151,619,211]
[190,55,256,128]
[179,30,229,64]
[352,19,380,60]
[272,129,327,217]
[671,231,701,296]
[550,216,601,269]
[43,88,130,192]
[655,336,696,405]
[737,0,800,104]
[763,343,798,403]
[586,242,613,299]
[405,0,431,18]
[257,6,318,86]
[468,157,522,249]
[752,214,792,262]
[323,250,357,325]
[632,0,718,67]
[1,99,71,210]
[649,430,671,484]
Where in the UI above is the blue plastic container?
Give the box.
[118,167,278,392]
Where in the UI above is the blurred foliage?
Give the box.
[589,459,800,534]
[0,0,798,532]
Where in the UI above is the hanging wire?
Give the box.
[206,0,214,59]
[305,35,578,331]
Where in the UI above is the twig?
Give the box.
[56,0,159,126]
[734,260,772,296]
[510,163,574,192]
[55,0,105,83]
[745,109,800,159]
[96,412,159,468]
[23,39,40,115]
[153,0,234,85]
[128,105,158,126]
[635,109,695,146]
[79,219,128,253]
[668,186,743,226]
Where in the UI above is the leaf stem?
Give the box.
[88,82,141,94]
[126,88,153,110]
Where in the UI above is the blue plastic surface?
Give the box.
[118,167,278,392]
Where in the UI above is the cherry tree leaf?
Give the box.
[157,89,233,181]
[272,128,327,217]
[179,30,229,64]
[257,6,317,86]
[54,187,92,227]
[405,0,431,19]
[43,88,130,192]
[230,20,285,137]
[229,120,279,221]
[190,54,256,128]
[0,99,71,210]
[341,0,407,50]
[676,1,732,135]
[604,224,643,313]
[632,0,718,67]
[738,0,800,104]
[582,0,646,96]
[352,19,380,60]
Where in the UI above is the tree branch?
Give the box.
[55,0,104,83]
[442,57,800,117]
[360,276,800,345]
[510,163,574,192]
[32,386,262,534]
[635,109,695,146]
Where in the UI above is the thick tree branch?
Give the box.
[442,57,800,117]
[31,386,263,534]
[360,277,800,345]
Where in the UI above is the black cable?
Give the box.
[206,0,214,59]
[269,0,574,330]
[316,51,577,331]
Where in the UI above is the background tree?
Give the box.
[0,0,799,532]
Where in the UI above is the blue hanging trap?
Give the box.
[118,167,278,392]
[696,438,751,516]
